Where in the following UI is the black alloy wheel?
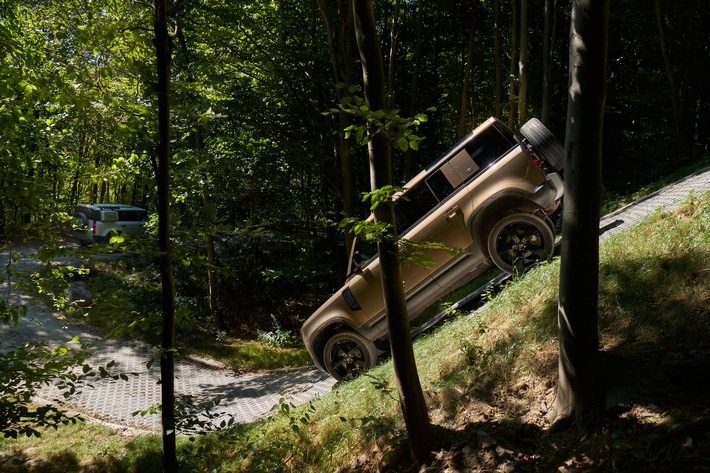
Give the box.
[323,331,378,381]
[487,213,555,274]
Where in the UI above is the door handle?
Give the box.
[445,206,460,220]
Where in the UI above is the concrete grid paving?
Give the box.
[1,167,708,433]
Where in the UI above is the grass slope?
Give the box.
[1,190,708,472]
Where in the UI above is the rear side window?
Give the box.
[464,125,516,174]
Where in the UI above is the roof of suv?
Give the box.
[76,203,146,211]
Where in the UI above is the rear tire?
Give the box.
[323,331,378,381]
[487,213,554,274]
[519,118,566,171]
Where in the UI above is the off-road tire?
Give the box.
[323,331,378,381]
[519,118,566,171]
[487,213,555,274]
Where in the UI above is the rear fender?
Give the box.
[471,191,546,259]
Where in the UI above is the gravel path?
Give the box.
[1,167,708,433]
[0,253,336,432]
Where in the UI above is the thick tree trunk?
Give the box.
[352,1,431,466]
[153,0,178,470]
[547,0,609,432]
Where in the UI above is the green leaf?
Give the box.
[52,346,68,356]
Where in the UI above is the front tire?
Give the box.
[323,331,378,381]
[487,213,554,274]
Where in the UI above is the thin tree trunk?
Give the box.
[386,0,400,110]
[508,0,518,128]
[494,0,503,118]
[405,0,425,181]
[174,3,223,330]
[352,0,431,466]
[518,0,528,124]
[541,0,555,125]
[547,0,609,432]
[317,0,356,278]
[458,1,476,139]
[654,0,681,151]
[153,0,177,469]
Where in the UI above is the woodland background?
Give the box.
[1,0,708,337]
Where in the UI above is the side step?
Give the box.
[411,272,511,339]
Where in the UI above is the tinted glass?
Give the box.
[465,126,516,172]
[117,210,147,221]
[394,184,439,234]
[425,170,454,202]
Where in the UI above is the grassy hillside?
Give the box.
[1,190,708,472]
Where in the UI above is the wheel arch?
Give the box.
[308,319,372,371]
[470,191,546,260]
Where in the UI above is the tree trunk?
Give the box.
[174,3,223,330]
[518,0,528,124]
[508,0,518,128]
[541,0,558,125]
[654,0,681,151]
[316,0,357,279]
[404,0,425,181]
[458,1,476,139]
[386,0,400,110]
[494,0,503,119]
[352,0,431,466]
[547,0,609,432]
[153,0,178,470]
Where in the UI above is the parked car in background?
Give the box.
[302,117,566,380]
[73,203,147,245]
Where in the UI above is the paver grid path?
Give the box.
[1,168,708,432]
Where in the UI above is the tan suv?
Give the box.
[302,117,565,380]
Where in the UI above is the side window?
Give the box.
[394,166,463,235]
[425,169,454,202]
[465,126,516,172]
[394,184,439,234]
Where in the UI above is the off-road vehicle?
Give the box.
[73,203,147,245]
[302,117,566,380]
